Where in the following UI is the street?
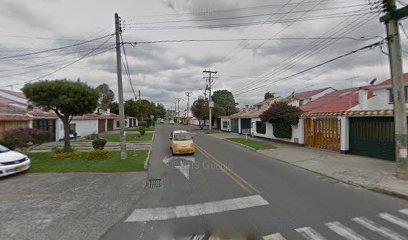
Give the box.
[101,123,408,240]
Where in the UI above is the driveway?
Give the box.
[0,172,146,240]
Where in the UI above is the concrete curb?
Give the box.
[257,151,408,200]
[224,139,257,151]
[144,132,155,170]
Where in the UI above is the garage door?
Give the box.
[240,118,251,134]
[349,117,395,161]
[231,119,239,133]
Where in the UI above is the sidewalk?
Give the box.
[206,132,408,199]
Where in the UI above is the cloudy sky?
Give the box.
[1,0,408,111]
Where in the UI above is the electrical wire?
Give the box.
[120,34,138,99]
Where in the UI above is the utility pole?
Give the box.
[381,0,408,179]
[175,98,181,118]
[114,13,126,160]
[203,70,217,130]
[138,90,141,101]
[185,91,192,125]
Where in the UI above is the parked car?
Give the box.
[169,119,175,125]
[0,144,31,177]
[159,119,165,123]
[169,130,195,155]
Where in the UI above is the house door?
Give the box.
[240,118,251,134]
[349,117,395,161]
[98,119,106,133]
[304,118,340,151]
[231,119,239,133]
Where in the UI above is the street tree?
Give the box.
[96,83,114,108]
[155,103,166,119]
[191,98,208,129]
[108,102,119,114]
[264,91,274,100]
[212,90,237,115]
[22,80,99,152]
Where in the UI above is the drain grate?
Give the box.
[145,178,161,188]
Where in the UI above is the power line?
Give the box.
[0,36,115,88]
[0,33,114,60]
[235,40,384,96]
[120,33,137,99]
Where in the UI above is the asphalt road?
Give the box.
[101,123,408,240]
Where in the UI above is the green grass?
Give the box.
[127,126,155,131]
[100,132,153,142]
[204,130,223,134]
[226,138,275,150]
[27,150,148,173]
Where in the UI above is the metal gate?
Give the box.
[240,118,251,134]
[231,119,239,133]
[304,118,341,151]
[349,117,395,161]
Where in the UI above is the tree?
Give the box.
[259,102,302,139]
[96,83,114,108]
[212,90,237,115]
[22,80,99,152]
[155,103,166,119]
[108,102,119,114]
[264,91,274,100]
[191,98,208,129]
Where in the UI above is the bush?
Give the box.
[85,133,99,140]
[138,126,146,136]
[50,149,82,159]
[138,121,147,127]
[146,118,153,127]
[87,149,110,160]
[92,138,107,150]
[2,128,51,150]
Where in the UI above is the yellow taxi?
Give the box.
[169,130,195,155]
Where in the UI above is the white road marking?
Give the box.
[125,195,269,222]
[325,221,367,240]
[380,213,408,230]
[175,161,190,179]
[353,217,407,240]
[400,209,408,216]
[295,227,327,240]
[263,233,287,240]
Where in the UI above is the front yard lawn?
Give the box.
[27,150,147,173]
[100,132,153,142]
[226,138,275,150]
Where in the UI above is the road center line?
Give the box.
[125,195,269,222]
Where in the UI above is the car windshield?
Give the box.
[173,133,192,141]
[0,144,10,153]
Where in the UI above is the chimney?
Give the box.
[107,108,110,115]
[358,88,368,110]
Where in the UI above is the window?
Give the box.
[388,86,408,103]
[256,121,266,134]
[223,121,228,129]
[299,99,304,106]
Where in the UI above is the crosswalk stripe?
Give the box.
[295,227,327,240]
[263,233,287,240]
[380,213,408,230]
[400,209,408,216]
[353,217,407,240]
[325,221,367,240]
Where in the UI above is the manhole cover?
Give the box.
[145,178,161,188]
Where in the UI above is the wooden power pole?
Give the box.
[186,91,192,125]
[203,70,217,130]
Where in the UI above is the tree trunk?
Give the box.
[62,117,72,152]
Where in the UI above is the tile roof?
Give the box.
[293,87,332,100]
[0,114,32,121]
[228,97,284,119]
[376,73,408,87]
[0,89,26,99]
[302,109,398,117]
[0,96,27,108]
[300,86,374,113]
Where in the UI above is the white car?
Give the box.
[0,144,31,177]
[169,119,175,125]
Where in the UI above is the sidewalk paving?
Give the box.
[205,132,408,199]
